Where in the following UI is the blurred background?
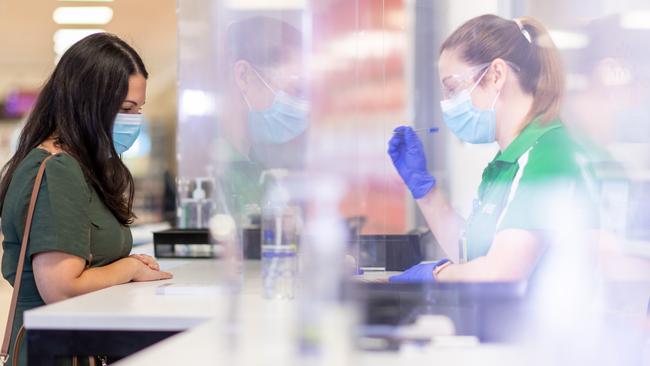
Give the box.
[0,0,178,224]
[0,0,648,237]
[0,0,649,363]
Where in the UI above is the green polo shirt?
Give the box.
[463,117,598,261]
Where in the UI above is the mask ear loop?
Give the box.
[240,66,276,110]
[490,89,501,110]
[240,91,253,110]
[469,64,501,110]
[250,67,278,96]
[469,66,491,94]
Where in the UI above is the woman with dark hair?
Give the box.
[388,15,597,283]
[0,33,172,365]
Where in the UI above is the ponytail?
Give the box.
[441,15,565,124]
[516,17,565,124]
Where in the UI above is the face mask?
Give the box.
[242,68,309,145]
[440,67,500,144]
[113,113,143,154]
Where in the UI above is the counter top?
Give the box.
[24,244,394,331]
[114,317,527,366]
[23,244,531,365]
[24,258,225,331]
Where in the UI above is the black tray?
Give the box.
[349,234,422,271]
[153,228,214,258]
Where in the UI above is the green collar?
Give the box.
[495,117,563,163]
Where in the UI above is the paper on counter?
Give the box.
[155,283,222,296]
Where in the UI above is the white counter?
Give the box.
[24,244,528,366]
[114,317,527,366]
[25,243,394,332]
[24,258,226,331]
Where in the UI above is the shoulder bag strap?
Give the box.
[0,154,54,364]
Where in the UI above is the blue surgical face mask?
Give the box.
[113,113,142,154]
[243,68,310,145]
[440,67,500,144]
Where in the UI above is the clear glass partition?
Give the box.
[176,0,650,364]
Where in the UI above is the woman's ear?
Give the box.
[489,58,509,91]
[233,60,250,94]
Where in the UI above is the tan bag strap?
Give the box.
[1,154,54,364]
[11,326,25,366]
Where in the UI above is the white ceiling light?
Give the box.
[225,0,304,10]
[620,11,650,29]
[329,31,404,59]
[548,30,590,49]
[53,29,104,56]
[53,6,113,25]
[180,90,216,118]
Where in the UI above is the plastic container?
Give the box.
[260,170,299,300]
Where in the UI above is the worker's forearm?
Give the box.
[436,257,527,282]
[435,257,495,281]
[416,187,464,261]
[56,257,140,301]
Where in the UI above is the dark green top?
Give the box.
[462,118,598,261]
[1,148,132,365]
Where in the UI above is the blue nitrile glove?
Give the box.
[388,126,436,199]
[388,259,450,283]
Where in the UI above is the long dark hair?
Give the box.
[0,33,148,225]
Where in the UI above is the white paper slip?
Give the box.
[156,283,222,296]
[158,260,191,271]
